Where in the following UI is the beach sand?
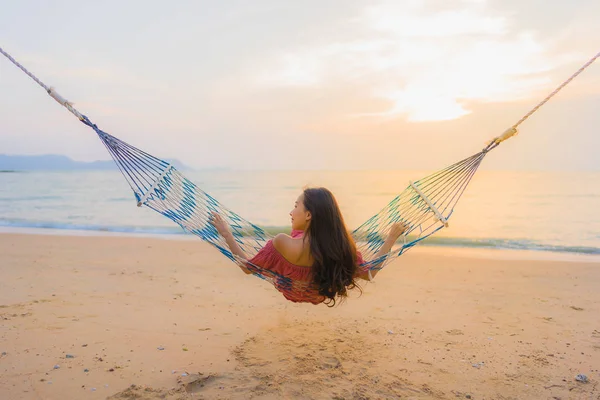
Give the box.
[0,233,599,399]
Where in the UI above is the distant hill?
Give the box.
[0,154,191,171]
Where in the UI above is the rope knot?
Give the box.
[494,126,519,144]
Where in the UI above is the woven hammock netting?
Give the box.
[91,122,485,279]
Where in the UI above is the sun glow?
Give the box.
[258,1,564,122]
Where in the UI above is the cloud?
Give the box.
[255,0,577,122]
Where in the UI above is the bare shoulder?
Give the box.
[272,233,293,254]
[273,233,312,266]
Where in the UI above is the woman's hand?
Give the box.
[388,222,409,241]
[363,221,411,281]
[210,212,231,238]
[209,212,250,273]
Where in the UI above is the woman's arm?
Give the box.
[357,223,408,281]
[210,213,252,274]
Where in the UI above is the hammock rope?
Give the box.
[511,52,600,131]
[1,46,598,300]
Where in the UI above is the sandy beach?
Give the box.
[0,232,599,399]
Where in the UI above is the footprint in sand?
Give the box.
[178,373,220,393]
[107,384,187,400]
[228,320,437,398]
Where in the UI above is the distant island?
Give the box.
[0,154,191,171]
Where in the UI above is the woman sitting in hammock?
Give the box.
[211,187,407,306]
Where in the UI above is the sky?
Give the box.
[0,0,599,171]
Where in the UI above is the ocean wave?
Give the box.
[419,236,600,255]
[1,219,599,256]
[0,219,187,236]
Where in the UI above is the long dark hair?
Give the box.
[303,187,360,306]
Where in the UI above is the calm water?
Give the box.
[1,170,599,255]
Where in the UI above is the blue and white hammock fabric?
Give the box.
[1,46,598,295]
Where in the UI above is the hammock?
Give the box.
[1,47,598,300]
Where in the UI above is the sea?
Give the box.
[1,169,599,258]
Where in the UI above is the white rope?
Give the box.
[491,51,599,145]
[512,51,599,130]
[0,46,84,120]
[0,47,49,91]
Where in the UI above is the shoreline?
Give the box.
[2,225,600,264]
